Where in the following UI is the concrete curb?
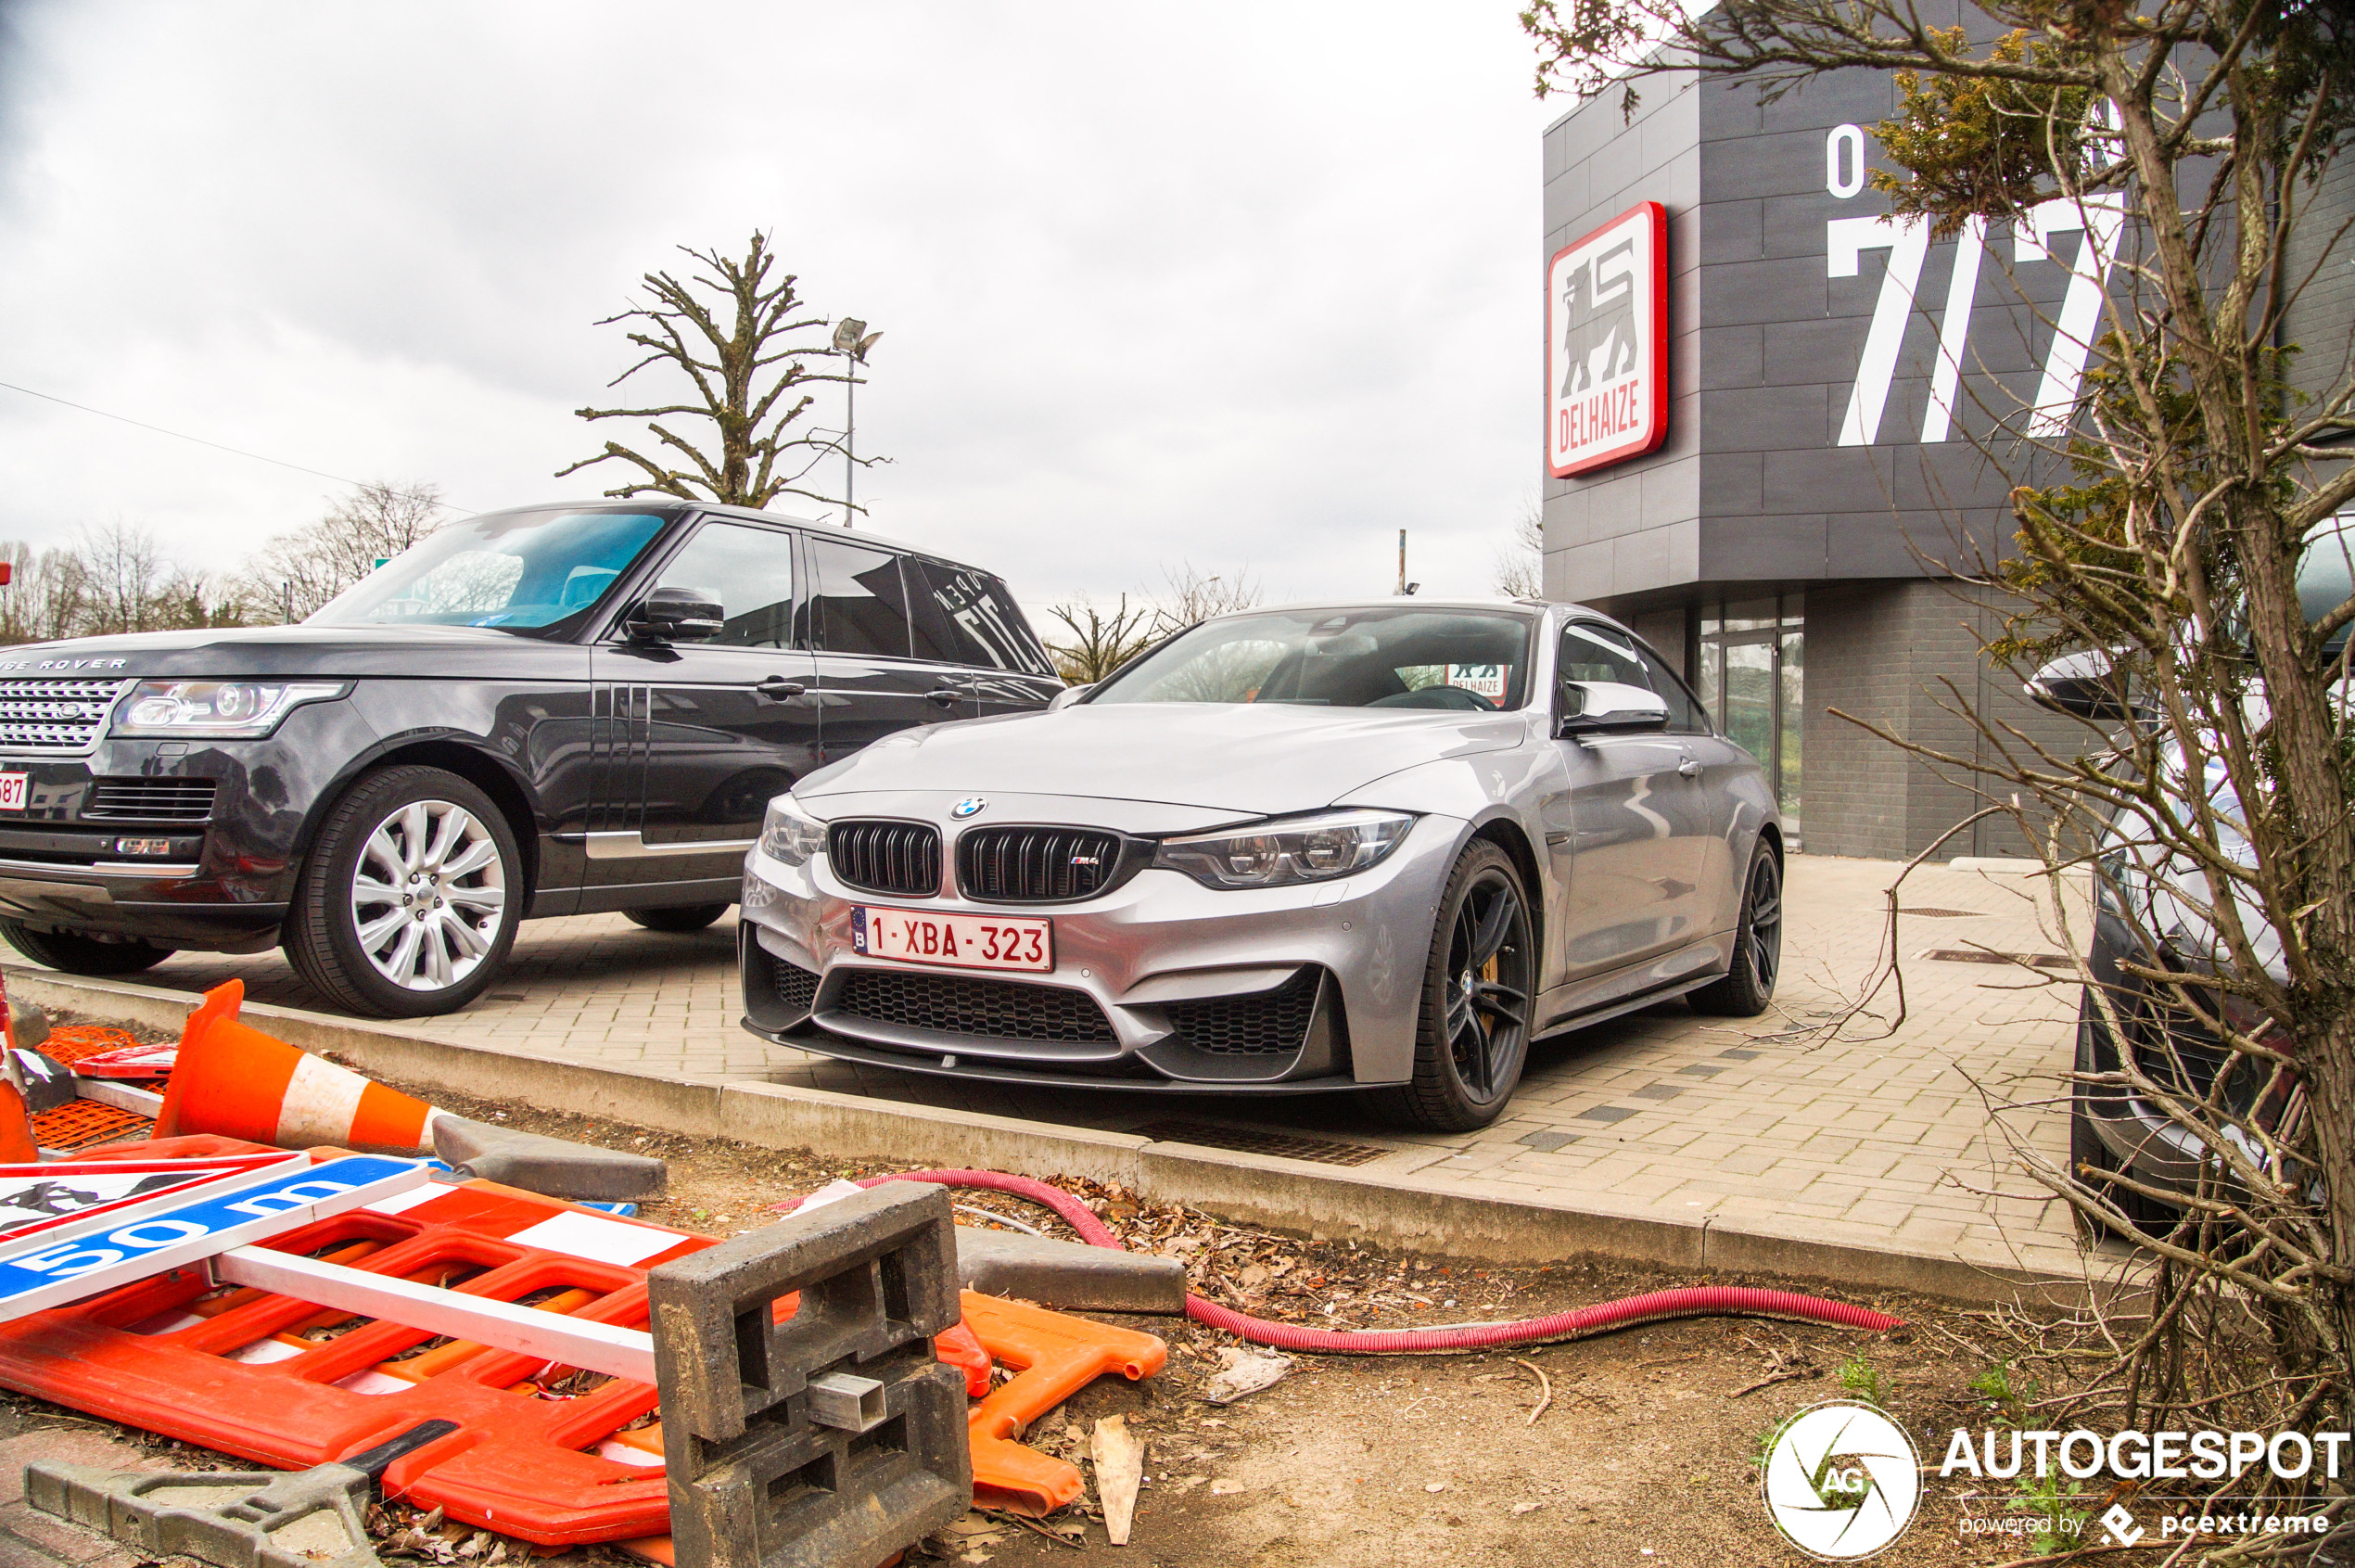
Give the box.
[9,964,2102,1307]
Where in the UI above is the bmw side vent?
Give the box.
[774,956,821,1017]
[957,825,1127,903]
[829,820,942,899]
[1163,968,1324,1055]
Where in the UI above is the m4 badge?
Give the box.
[1547,200,1669,478]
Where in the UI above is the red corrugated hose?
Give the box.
[837,1168,1903,1354]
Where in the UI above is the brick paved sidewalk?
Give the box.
[62,853,2094,1278]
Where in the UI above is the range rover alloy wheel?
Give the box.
[286,765,522,1018]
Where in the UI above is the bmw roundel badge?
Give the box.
[951,797,987,819]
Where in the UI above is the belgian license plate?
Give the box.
[851,906,1051,973]
[0,773,26,812]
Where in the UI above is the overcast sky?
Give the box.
[0,3,1561,617]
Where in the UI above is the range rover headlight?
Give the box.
[111,681,348,738]
[757,797,829,867]
[1152,809,1415,890]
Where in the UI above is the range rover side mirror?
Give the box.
[1048,683,1093,711]
[2025,649,2137,721]
[1555,679,1670,737]
[627,585,724,644]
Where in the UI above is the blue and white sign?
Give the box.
[0,1154,426,1321]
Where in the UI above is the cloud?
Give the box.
[0,1,1557,611]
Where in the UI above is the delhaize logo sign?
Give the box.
[1546,199,1668,478]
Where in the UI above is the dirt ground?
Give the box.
[0,1030,2089,1568]
[397,1081,2069,1568]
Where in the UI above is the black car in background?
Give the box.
[0,502,1062,1016]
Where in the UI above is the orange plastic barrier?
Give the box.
[961,1293,1168,1516]
[155,981,443,1154]
[36,1025,148,1069]
[29,1098,150,1153]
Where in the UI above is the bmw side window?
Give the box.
[1629,635,1712,733]
[806,536,916,659]
[650,521,796,648]
[1558,623,1651,687]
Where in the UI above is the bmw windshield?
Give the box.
[310,508,670,638]
[1090,606,1538,710]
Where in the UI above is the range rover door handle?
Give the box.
[756,676,806,701]
[1676,757,1703,778]
[925,687,964,708]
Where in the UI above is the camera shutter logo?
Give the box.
[1762,1401,1922,1560]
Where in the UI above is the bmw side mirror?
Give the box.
[627,585,724,644]
[1555,679,1670,737]
[2025,649,2137,721]
[1048,683,1093,711]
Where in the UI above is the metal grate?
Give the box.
[1126,1119,1391,1167]
[957,825,1123,903]
[833,968,1115,1043]
[828,820,941,899]
[1162,969,1321,1055]
[775,955,820,1015]
[1923,948,2077,970]
[0,678,131,758]
[84,777,218,822]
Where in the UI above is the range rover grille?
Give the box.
[1164,969,1323,1055]
[834,969,1116,1044]
[0,679,130,758]
[84,778,218,822]
[958,825,1124,903]
[828,821,942,899]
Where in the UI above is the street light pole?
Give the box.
[831,319,884,529]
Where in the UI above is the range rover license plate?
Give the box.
[0,774,26,812]
[850,907,1051,973]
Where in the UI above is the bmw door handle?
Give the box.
[755,676,807,701]
[1676,757,1703,778]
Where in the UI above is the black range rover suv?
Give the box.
[0,501,1062,1016]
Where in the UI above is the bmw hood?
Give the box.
[797,702,1532,817]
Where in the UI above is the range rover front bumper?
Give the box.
[735,794,1464,1091]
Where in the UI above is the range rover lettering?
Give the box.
[0,502,1060,1016]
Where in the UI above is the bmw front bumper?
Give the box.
[736,793,1464,1091]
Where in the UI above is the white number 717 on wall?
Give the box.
[1829,197,2124,446]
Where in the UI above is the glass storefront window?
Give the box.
[1694,591,1804,844]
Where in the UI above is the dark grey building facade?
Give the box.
[1539,67,2301,859]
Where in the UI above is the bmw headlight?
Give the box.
[111,681,348,738]
[757,797,829,866]
[1152,809,1415,890]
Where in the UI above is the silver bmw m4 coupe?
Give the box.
[737,599,1784,1129]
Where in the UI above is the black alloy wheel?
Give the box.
[1376,840,1536,1131]
[1690,841,1782,1016]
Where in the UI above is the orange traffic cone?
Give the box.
[0,971,34,1162]
[154,980,444,1154]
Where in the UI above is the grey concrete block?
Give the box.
[649,1183,970,1568]
[955,1225,1188,1314]
[27,1460,382,1568]
[431,1115,668,1202]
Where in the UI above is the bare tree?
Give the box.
[1525,0,2355,1509]
[0,542,92,646]
[1492,493,1544,598]
[1147,562,1262,636]
[244,481,444,622]
[557,233,864,513]
[1044,595,1157,684]
[0,525,248,644]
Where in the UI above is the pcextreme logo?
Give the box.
[1761,1401,1924,1560]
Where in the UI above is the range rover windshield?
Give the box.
[309,508,670,637]
[1089,606,1537,710]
